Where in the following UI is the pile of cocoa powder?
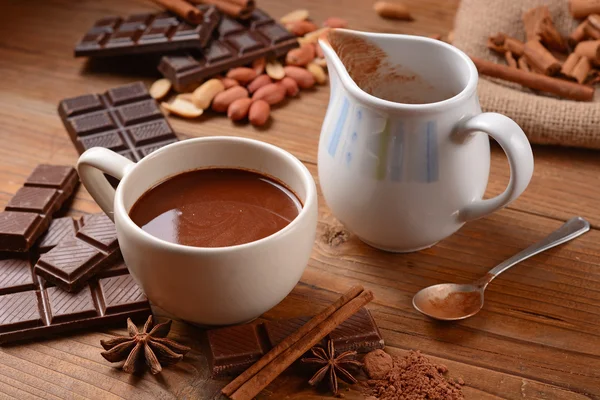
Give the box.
[362,350,465,400]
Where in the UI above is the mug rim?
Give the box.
[320,29,479,114]
[114,136,317,254]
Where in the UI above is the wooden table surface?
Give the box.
[1,0,599,399]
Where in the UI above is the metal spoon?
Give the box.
[412,217,590,321]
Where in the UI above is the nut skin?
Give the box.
[249,100,270,126]
[226,67,257,84]
[227,97,253,121]
[323,17,348,29]
[211,86,249,113]
[285,44,316,67]
[286,20,318,36]
[283,66,316,89]
[219,77,240,89]
[247,74,273,94]
[252,83,286,105]
[279,77,300,97]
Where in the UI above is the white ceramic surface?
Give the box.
[318,29,534,252]
[77,137,318,326]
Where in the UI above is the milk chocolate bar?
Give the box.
[159,9,298,91]
[0,165,78,252]
[75,5,220,58]
[34,213,120,293]
[0,254,150,344]
[205,308,384,377]
[58,82,178,162]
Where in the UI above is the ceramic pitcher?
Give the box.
[318,29,534,252]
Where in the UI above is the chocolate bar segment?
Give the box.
[0,165,78,252]
[0,258,150,344]
[38,216,85,253]
[75,6,221,57]
[159,9,298,91]
[58,82,178,161]
[205,307,384,378]
[34,213,120,292]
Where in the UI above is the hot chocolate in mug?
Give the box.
[77,137,318,326]
[318,29,534,252]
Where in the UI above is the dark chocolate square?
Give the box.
[98,274,148,313]
[25,165,78,189]
[45,285,98,323]
[76,213,118,251]
[0,256,35,295]
[0,291,43,333]
[5,187,60,215]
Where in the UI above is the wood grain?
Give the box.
[0,0,599,399]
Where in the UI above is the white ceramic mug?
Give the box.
[77,137,318,326]
[318,29,534,252]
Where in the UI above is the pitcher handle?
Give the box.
[76,147,136,221]
[455,113,534,222]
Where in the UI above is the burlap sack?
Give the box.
[453,0,600,149]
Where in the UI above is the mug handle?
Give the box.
[454,112,534,222]
[76,147,136,221]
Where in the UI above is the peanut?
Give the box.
[279,77,299,97]
[373,1,413,21]
[323,17,348,29]
[307,62,327,84]
[149,78,172,100]
[314,42,324,58]
[298,27,330,45]
[313,57,328,68]
[283,66,315,89]
[280,9,309,24]
[176,93,194,102]
[252,83,286,105]
[252,57,266,75]
[219,77,240,89]
[226,67,257,84]
[249,100,270,126]
[161,98,203,118]
[227,97,253,121]
[212,86,249,113]
[266,59,286,80]
[286,20,318,36]
[192,78,225,109]
[285,43,315,66]
[247,74,273,94]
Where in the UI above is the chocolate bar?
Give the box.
[58,82,178,162]
[205,308,384,377]
[0,165,78,252]
[0,253,150,344]
[38,216,86,253]
[158,9,298,91]
[34,213,120,293]
[75,5,220,58]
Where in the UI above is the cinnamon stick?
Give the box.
[487,33,524,56]
[569,21,589,47]
[221,285,365,397]
[190,0,253,18]
[523,6,566,51]
[561,52,582,77]
[471,56,594,101]
[151,0,203,24]
[584,21,600,39]
[518,56,530,71]
[524,40,562,75]
[571,56,592,83]
[569,0,600,19]
[228,290,375,400]
[505,51,517,68]
[574,40,600,62]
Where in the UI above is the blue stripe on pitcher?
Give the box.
[328,97,350,157]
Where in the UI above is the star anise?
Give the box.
[100,315,191,374]
[301,340,363,395]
